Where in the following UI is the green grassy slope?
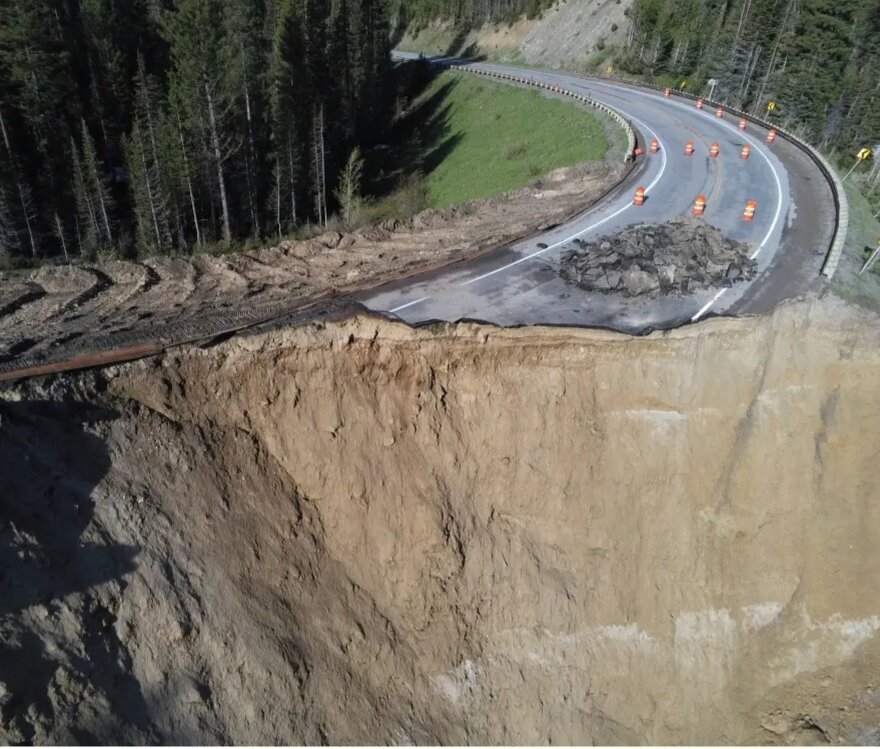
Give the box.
[830,183,880,310]
[416,72,610,208]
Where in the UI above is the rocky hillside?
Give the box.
[2,295,879,744]
[398,0,633,69]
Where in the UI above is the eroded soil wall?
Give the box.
[2,297,879,744]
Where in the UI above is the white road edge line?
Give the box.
[390,296,431,314]
[461,112,666,287]
[493,69,787,323]
[390,64,785,325]
[691,288,728,322]
[390,108,668,313]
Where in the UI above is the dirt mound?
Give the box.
[560,218,758,296]
[2,296,880,744]
[0,162,619,371]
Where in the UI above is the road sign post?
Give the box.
[844,148,873,180]
[860,239,880,276]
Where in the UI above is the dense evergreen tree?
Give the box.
[0,0,395,263]
[392,0,555,25]
[624,0,880,153]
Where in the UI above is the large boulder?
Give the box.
[622,268,660,296]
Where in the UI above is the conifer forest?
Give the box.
[0,0,391,262]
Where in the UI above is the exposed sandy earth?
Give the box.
[2,294,879,744]
[398,0,634,69]
[0,162,621,372]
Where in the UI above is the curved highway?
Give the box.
[0,55,837,382]
[361,55,836,333]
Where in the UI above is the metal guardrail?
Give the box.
[587,74,848,280]
[441,62,638,164]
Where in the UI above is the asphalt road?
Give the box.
[360,56,834,333]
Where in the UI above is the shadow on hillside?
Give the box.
[0,399,156,742]
[368,62,464,199]
[444,25,471,57]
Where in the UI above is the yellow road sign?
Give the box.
[766,101,777,112]
[680,81,687,89]
[605,66,613,74]
[857,147,872,160]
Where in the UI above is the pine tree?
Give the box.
[312,104,327,226]
[335,146,364,228]
[222,0,267,237]
[0,106,38,257]
[130,54,173,253]
[79,119,114,246]
[71,137,100,257]
[165,0,234,243]
[126,120,166,256]
[0,183,20,261]
[268,0,303,236]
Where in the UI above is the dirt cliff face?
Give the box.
[2,296,879,744]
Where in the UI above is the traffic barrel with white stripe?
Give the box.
[742,200,757,221]
[633,186,646,206]
[696,98,704,110]
[664,87,671,97]
[715,107,724,118]
[766,128,777,144]
[709,142,720,158]
[685,140,695,155]
[693,194,707,216]
[650,138,660,154]
[739,117,747,131]
[741,144,751,160]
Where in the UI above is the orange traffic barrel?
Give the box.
[664,87,671,97]
[766,128,777,144]
[743,200,757,221]
[738,117,747,131]
[693,194,707,216]
[685,140,695,155]
[715,107,724,118]
[709,142,720,158]
[633,186,646,206]
[696,98,704,110]
[741,144,751,160]
[650,138,660,154]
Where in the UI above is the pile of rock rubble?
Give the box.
[559,218,758,296]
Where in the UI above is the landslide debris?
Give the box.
[0,162,618,370]
[1,296,880,745]
[560,218,757,296]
